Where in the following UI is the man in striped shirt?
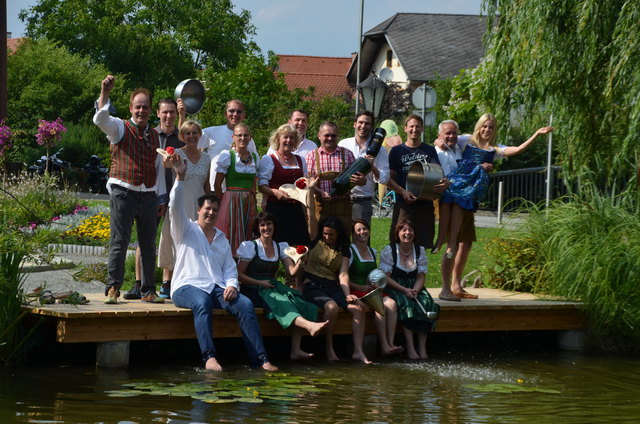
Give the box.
[306,121,365,235]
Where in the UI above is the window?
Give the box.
[386,50,393,67]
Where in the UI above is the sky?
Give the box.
[7,0,483,57]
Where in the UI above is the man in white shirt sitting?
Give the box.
[166,153,277,372]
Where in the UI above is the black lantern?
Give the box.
[357,73,388,118]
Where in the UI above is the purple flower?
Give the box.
[35,117,67,148]
[0,120,12,157]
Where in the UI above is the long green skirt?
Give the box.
[385,276,439,333]
[257,279,319,329]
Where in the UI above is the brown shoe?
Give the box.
[452,291,479,299]
[141,293,165,303]
[438,292,461,302]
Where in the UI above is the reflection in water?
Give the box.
[2,351,640,423]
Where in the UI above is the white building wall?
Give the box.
[372,44,409,88]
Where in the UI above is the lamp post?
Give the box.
[357,73,388,119]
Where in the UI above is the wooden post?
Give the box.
[1,0,8,120]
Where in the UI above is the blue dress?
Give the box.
[440,144,496,211]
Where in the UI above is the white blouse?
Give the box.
[257,154,308,186]
[236,239,290,263]
[379,244,428,274]
[214,150,260,174]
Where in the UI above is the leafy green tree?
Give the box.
[7,39,127,164]
[479,0,640,201]
[20,0,255,89]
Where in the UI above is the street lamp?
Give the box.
[357,73,388,118]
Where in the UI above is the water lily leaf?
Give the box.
[105,390,142,397]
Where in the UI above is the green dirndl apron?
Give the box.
[384,244,439,333]
[243,240,318,329]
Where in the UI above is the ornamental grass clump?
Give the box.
[0,228,48,366]
[0,172,78,229]
[489,195,640,352]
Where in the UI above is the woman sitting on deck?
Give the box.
[237,211,328,360]
[381,219,439,360]
[348,219,403,356]
[301,188,372,363]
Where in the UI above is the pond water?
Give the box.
[2,346,639,424]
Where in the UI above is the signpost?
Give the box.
[412,83,437,142]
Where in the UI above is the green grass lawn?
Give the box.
[370,217,503,288]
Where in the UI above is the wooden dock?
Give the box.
[27,288,585,345]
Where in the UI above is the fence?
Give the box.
[481,166,566,212]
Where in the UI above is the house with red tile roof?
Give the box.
[275,54,354,100]
[6,37,25,54]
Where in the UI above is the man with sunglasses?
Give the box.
[198,99,258,188]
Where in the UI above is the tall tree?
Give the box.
[479,0,640,200]
[20,0,255,89]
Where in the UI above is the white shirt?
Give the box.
[93,100,166,199]
[198,124,258,159]
[169,180,239,297]
[267,137,317,161]
[212,150,260,188]
[436,143,463,176]
[338,136,390,198]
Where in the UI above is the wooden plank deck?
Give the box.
[26,288,585,344]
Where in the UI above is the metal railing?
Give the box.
[481,166,565,212]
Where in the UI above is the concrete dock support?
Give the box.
[96,341,130,367]
[558,330,586,351]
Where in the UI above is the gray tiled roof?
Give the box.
[348,13,488,83]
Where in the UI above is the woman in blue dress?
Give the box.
[433,113,553,258]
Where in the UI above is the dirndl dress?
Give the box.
[216,150,258,257]
[440,144,497,211]
[382,243,439,333]
[239,240,318,329]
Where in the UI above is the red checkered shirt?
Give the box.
[306,146,356,194]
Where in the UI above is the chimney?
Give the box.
[6,32,12,39]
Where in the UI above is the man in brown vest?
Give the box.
[93,75,167,304]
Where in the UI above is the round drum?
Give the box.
[406,161,444,201]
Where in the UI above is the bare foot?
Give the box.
[308,320,329,337]
[326,350,340,361]
[382,345,405,356]
[352,353,373,365]
[407,350,420,360]
[261,361,278,371]
[205,357,223,371]
[419,353,429,360]
[290,350,315,360]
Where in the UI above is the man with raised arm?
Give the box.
[166,153,278,372]
[92,75,166,304]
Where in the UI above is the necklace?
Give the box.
[276,150,293,163]
[399,245,412,256]
[239,154,252,165]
